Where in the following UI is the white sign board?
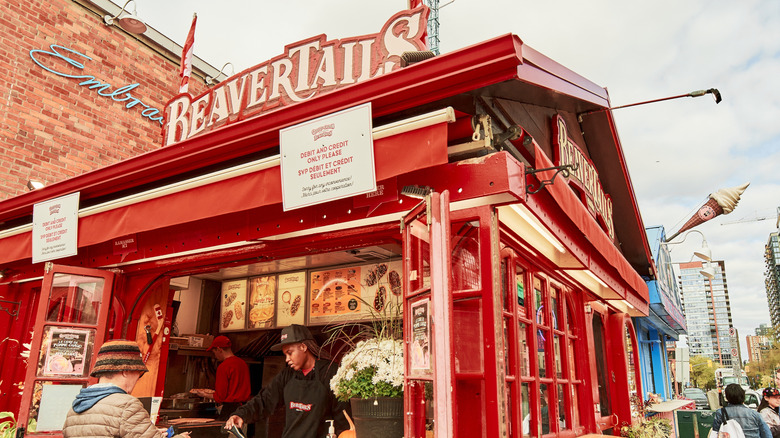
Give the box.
[280,103,376,211]
[32,192,80,263]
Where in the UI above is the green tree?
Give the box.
[690,355,716,390]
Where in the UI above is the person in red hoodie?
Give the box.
[191,336,251,420]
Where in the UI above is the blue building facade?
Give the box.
[635,226,687,400]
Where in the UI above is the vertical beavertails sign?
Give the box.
[163,6,429,146]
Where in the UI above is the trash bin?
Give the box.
[676,410,714,438]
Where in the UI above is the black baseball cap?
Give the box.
[271,324,314,351]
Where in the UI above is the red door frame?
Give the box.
[17,264,115,436]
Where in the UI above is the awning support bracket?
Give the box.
[526,164,578,195]
[0,299,20,320]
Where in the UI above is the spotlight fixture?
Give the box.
[27,179,45,191]
[400,51,436,67]
[104,0,147,34]
[400,185,433,199]
[699,261,716,280]
[206,62,236,86]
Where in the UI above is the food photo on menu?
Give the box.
[220,279,248,331]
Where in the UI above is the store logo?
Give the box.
[290,402,312,411]
[29,45,164,125]
[163,6,429,146]
[553,115,615,239]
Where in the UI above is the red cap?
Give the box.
[207,335,231,351]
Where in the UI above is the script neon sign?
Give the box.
[163,6,429,146]
[29,45,164,125]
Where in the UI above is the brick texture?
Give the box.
[0,0,210,199]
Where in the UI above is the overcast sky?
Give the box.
[129,0,780,359]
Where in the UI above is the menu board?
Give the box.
[309,260,403,324]
[42,327,90,377]
[220,279,248,332]
[276,272,306,326]
[248,275,277,329]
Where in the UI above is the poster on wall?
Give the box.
[248,275,277,329]
[220,279,248,332]
[42,327,91,377]
[410,298,430,373]
[308,260,403,325]
[276,272,306,326]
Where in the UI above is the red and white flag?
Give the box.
[179,13,197,95]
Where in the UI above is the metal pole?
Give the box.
[708,276,724,366]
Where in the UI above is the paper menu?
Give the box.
[276,272,306,326]
[248,275,277,329]
[220,279,247,332]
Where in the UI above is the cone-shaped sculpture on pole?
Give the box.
[665,182,750,242]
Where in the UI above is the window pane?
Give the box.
[568,337,577,380]
[554,335,563,379]
[537,328,548,378]
[558,384,568,431]
[571,385,580,427]
[550,287,560,330]
[541,383,551,435]
[47,273,105,324]
[451,220,480,291]
[519,322,530,377]
[534,277,545,326]
[501,259,509,311]
[516,266,526,318]
[522,383,531,438]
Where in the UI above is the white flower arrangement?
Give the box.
[330,336,404,401]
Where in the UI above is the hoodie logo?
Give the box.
[290,401,312,411]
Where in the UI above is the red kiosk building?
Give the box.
[0,5,653,437]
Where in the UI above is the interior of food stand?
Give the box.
[159,242,404,434]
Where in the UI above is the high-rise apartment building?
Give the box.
[677,260,737,366]
[766,231,780,328]
[746,333,770,362]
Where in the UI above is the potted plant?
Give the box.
[328,301,404,438]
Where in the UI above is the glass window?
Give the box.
[522,383,531,438]
[558,384,567,431]
[451,221,480,291]
[519,322,530,377]
[516,266,526,318]
[46,273,106,324]
[554,335,563,379]
[550,287,560,330]
[538,328,548,378]
[540,383,551,435]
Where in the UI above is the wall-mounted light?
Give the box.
[27,179,45,191]
[700,261,716,279]
[104,0,147,34]
[578,88,722,121]
[206,62,235,86]
[662,229,711,261]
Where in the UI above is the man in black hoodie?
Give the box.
[224,325,349,438]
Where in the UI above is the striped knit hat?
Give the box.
[90,340,149,377]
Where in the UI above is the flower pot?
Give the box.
[350,397,404,438]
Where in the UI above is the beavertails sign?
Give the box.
[163,6,429,146]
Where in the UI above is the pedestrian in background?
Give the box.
[712,383,772,438]
[759,388,780,438]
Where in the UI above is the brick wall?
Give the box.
[0,0,210,200]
